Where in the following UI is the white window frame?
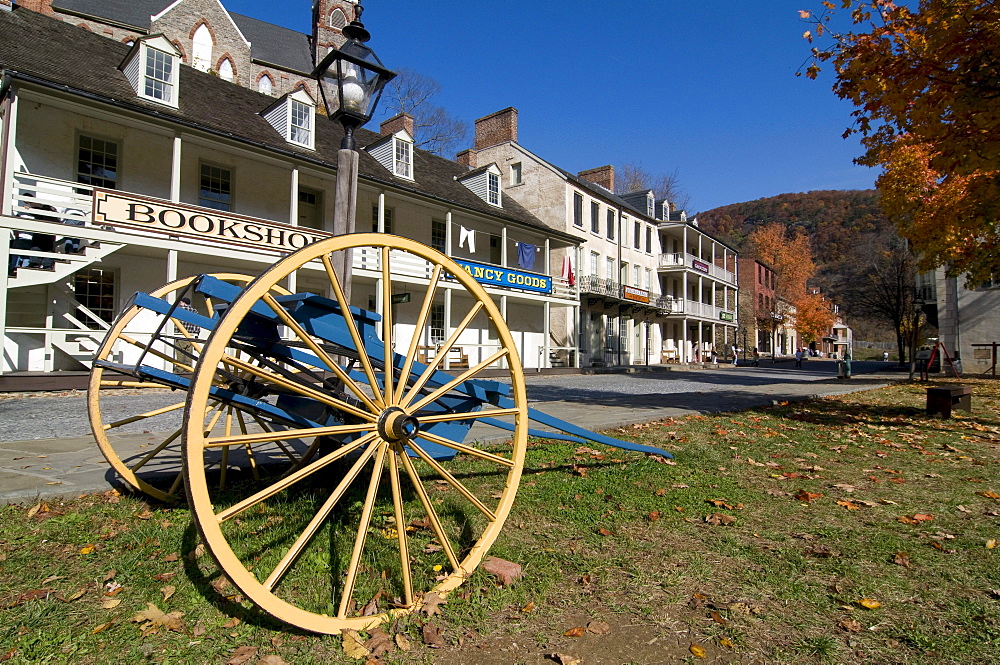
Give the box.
[590,251,599,277]
[487,171,501,206]
[289,98,313,148]
[510,162,522,186]
[141,43,177,107]
[393,137,413,179]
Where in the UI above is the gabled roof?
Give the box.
[230,12,314,73]
[0,7,575,243]
[51,0,315,74]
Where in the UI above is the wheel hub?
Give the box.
[377,406,419,442]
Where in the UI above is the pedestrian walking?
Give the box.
[752,347,759,367]
[732,346,739,366]
[795,348,803,368]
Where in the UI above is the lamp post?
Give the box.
[908,296,926,381]
[313,2,395,305]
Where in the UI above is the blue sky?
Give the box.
[223,1,878,213]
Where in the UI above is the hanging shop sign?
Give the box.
[92,190,332,253]
[719,311,735,322]
[390,293,411,304]
[692,259,710,274]
[623,285,650,303]
[452,259,552,294]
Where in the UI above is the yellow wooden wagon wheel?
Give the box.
[88,274,293,502]
[183,234,528,633]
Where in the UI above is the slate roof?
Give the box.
[52,0,168,30]
[52,0,316,75]
[0,8,572,242]
[230,12,314,74]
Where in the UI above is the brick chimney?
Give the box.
[578,165,615,192]
[455,149,477,169]
[474,107,517,150]
[15,0,55,15]
[380,112,414,137]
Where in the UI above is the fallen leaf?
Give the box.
[690,643,707,658]
[364,627,394,657]
[647,511,661,521]
[222,617,241,629]
[160,585,175,602]
[91,621,114,634]
[342,630,370,659]
[893,551,911,568]
[836,499,862,510]
[598,527,612,536]
[856,598,881,610]
[704,513,736,526]
[550,655,581,665]
[257,657,291,665]
[709,610,727,626]
[987,539,998,549]
[838,617,863,632]
[564,626,586,637]
[395,633,412,651]
[130,602,186,634]
[794,489,823,502]
[153,573,176,582]
[421,592,446,617]
[79,545,95,555]
[60,588,87,602]
[586,620,611,634]
[482,556,523,586]
[102,597,122,610]
[162,552,179,563]
[225,646,257,665]
[719,637,734,648]
[522,601,536,612]
[421,622,445,648]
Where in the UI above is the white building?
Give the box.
[466,108,738,366]
[0,7,581,387]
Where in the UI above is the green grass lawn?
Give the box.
[2,378,999,664]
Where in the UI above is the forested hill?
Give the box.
[695,190,894,295]
[695,190,891,270]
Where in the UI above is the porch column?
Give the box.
[543,300,551,370]
[445,210,453,255]
[170,135,182,202]
[0,86,18,216]
[0,240,8,374]
[376,190,386,233]
[443,287,452,370]
[287,165,299,293]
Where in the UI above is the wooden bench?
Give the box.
[417,346,469,369]
[926,385,972,418]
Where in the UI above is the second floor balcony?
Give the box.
[658,252,737,285]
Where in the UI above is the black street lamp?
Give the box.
[312,2,395,303]
[313,3,396,150]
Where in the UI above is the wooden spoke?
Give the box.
[321,253,384,406]
[99,380,165,388]
[381,247,394,406]
[400,301,485,407]
[104,400,186,430]
[387,448,414,607]
[394,264,442,405]
[213,433,378,523]
[247,412,300,464]
[416,407,521,424]
[262,442,382,593]
[336,442,388,619]
[405,440,496,520]
[261,292,382,413]
[411,429,515,468]
[129,426,182,473]
[118,332,194,373]
[396,446,460,571]
[204,421,375,448]
[406,348,509,414]
[220,354,375,423]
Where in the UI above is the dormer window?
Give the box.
[646,192,654,218]
[487,172,500,206]
[261,89,316,150]
[394,137,412,178]
[120,35,181,108]
[456,163,503,208]
[365,129,415,181]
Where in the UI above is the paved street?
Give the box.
[0,359,902,503]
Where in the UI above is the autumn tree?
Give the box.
[801,0,1000,284]
[747,223,834,345]
[381,68,468,157]
[615,162,691,211]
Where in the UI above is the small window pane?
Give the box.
[290,99,312,145]
[607,209,615,240]
[431,219,446,252]
[77,135,118,189]
[488,172,500,205]
[199,164,231,211]
[144,47,173,102]
[395,139,411,178]
[371,205,394,234]
[74,267,116,328]
[573,192,583,227]
[590,201,599,233]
